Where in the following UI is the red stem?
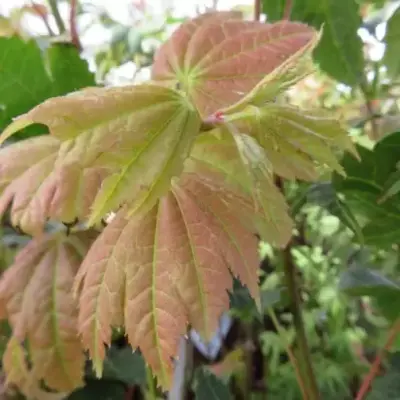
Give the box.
[355,319,400,400]
[69,0,82,51]
[283,0,293,20]
[254,0,261,21]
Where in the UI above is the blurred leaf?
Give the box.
[366,367,400,400]
[313,0,364,85]
[379,169,400,203]
[46,43,95,94]
[307,183,363,242]
[194,368,232,400]
[0,37,94,139]
[262,0,324,27]
[384,6,400,79]
[89,346,146,386]
[67,380,125,400]
[339,265,400,297]
[261,288,285,309]
[334,132,400,246]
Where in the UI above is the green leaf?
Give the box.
[366,367,400,400]
[0,37,95,139]
[307,183,363,242]
[339,265,400,297]
[101,346,146,386]
[46,43,96,95]
[262,0,325,27]
[334,132,400,246]
[384,7,400,79]
[194,368,232,400]
[261,288,286,309]
[0,37,53,137]
[67,380,125,400]
[87,88,201,225]
[313,0,364,86]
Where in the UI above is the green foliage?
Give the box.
[2,1,400,400]
[262,0,364,85]
[334,131,400,246]
[193,369,232,400]
[384,7,400,79]
[0,37,95,139]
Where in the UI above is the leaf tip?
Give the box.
[0,116,33,145]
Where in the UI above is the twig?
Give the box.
[168,338,192,400]
[267,307,308,399]
[355,319,400,400]
[282,243,320,400]
[69,0,82,50]
[47,0,66,34]
[254,0,261,21]
[360,78,379,139]
[283,0,293,20]
[275,176,320,400]
[146,365,157,400]
[31,1,55,36]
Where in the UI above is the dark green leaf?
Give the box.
[87,345,146,386]
[313,0,364,86]
[334,132,400,246]
[261,288,286,309]
[378,169,400,204]
[194,368,232,400]
[384,7,400,79]
[375,291,400,322]
[261,0,324,27]
[0,37,94,139]
[67,380,125,400]
[307,183,363,242]
[0,37,53,135]
[366,368,400,400]
[46,43,95,95]
[339,265,400,297]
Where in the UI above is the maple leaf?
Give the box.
[222,104,358,181]
[3,337,65,400]
[187,129,293,247]
[0,85,201,228]
[0,135,107,235]
[0,231,96,392]
[76,155,266,388]
[152,11,317,117]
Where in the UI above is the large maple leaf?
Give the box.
[152,12,318,117]
[0,134,106,235]
[3,337,65,400]
[0,231,96,393]
[74,142,267,388]
[0,84,201,230]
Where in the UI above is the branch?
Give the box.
[47,0,66,34]
[31,1,55,36]
[69,0,82,50]
[275,176,320,400]
[282,243,320,400]
[360,75,380,140]
[168,338,192,400]
[254,0,261,21]
[267,307,308,399]
[355,319,400,400]
[283,0,293,20]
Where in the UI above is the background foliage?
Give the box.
[1,0,400,399]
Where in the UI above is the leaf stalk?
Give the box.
[47,0,66,34]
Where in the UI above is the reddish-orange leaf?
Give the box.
[3,337,65,400]
[152,14,316,117]
[0,232,94,392]
[0,135,107,235]
[77,169,265,388]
